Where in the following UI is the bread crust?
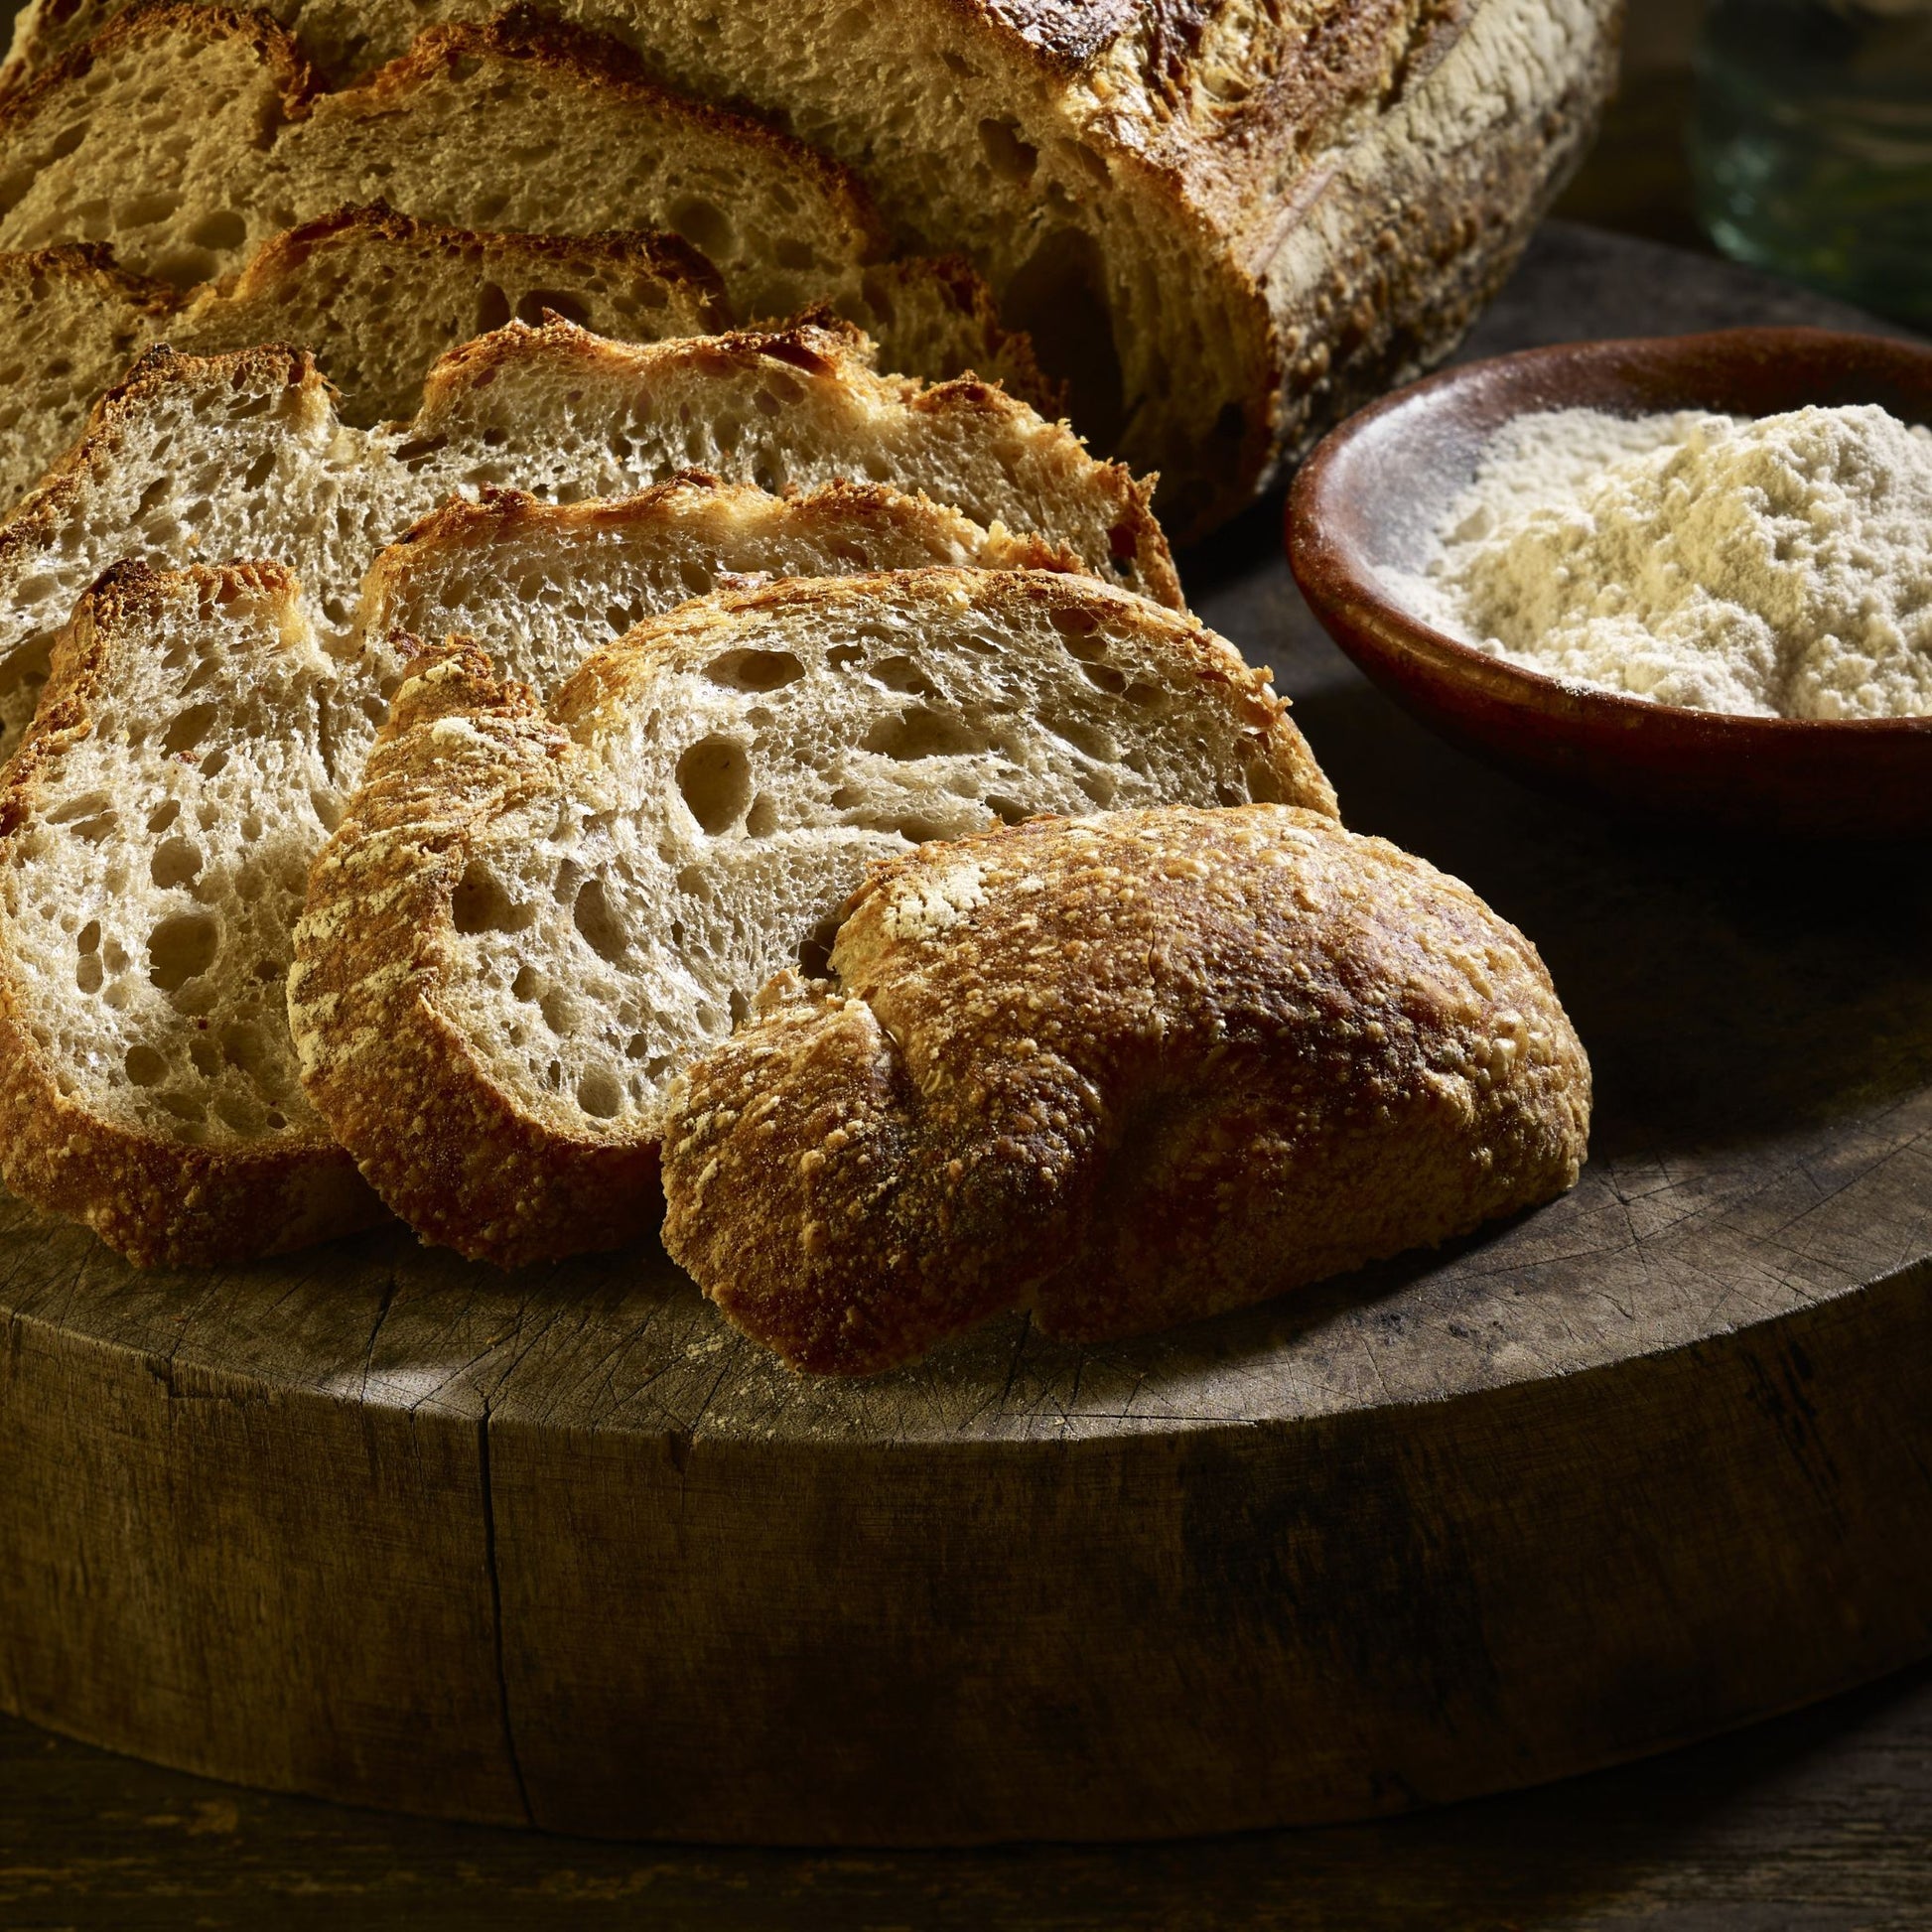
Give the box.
[0,560,387,1268]
[292,570,1331,1267]
[661,805,1590,1374]
[416,316,1180,607]
[288,641,663,1268]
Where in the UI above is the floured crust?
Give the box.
[289,642,663,1267]
[0,560,386,1268]
[291,570,1332,1268]
[661,805,1590,1374]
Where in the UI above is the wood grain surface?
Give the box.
[3,1661,1929,1930]
[1,225,1929,1847]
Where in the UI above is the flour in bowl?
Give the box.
[1393,402,1932,719]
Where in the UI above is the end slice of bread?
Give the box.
[0,316,1172,759]
[660,805,1591,1374]
[288,567,1336,1268]
[0,204,730,510]
[0,560,388,1267]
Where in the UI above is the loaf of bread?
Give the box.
[0,315,1170,755]
[0,483,1090,1267]
[0,204,730,510]
[661,807,1591,1374]
[0,0,1620,534]
[288,570,1335,1268]
[0,6,1049,405]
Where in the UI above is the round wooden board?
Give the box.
[3,226,1931,1846]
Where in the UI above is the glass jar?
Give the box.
[1694,0,1932,327]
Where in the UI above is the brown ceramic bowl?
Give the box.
[1286,328,1932,838]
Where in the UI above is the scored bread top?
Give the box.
[661,805,1592,1374]
[0,203,732,510]
[289,567,1334,1268]
[0,313,1173,756]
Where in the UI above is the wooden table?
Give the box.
[4,220,1930,1920]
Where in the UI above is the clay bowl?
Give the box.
[1286,328,1932,839]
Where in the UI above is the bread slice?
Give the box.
[288,569,1336,1268]
[0,561,388,1267]
[0,5,1053,407]
[0,0,1619,535]
[0,485,1085,1266]
[661,805,1591,1374]
[0,205,729,511]
[0,315,1173,756]
[356,474,1081,705]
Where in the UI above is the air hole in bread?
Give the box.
[164,711,220,760]
[796,910,842,980]
[1050,715,1116,762]
[573,878,627,962]
[150,838,202,890]
[124,1043,168,1087]
[516,289,591,330]
[199,748,228,779]
[869,654,933,696]
[862,707,987,761]
[826,644,864,670]
[476,282,512,334]
[745,793,778,838]
[188,209,246,251]
[451,861,533,934]
[148,911,217,992]
[48,790,115,842]
[242,449,274,491]
[676,737,752,835]
[576,1065,623,1120]
[978,118,1038,183]
[668,196,735,262]
[704,648,804,694]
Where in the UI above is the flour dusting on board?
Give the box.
[1392,403,1932,719]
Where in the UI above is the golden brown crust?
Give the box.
[0,559,386,1268]
[661,805,1590,1374]
[418,316,1182,608]
[221,201,733,327]
[288,641,663,1268]
[0,1,317,134]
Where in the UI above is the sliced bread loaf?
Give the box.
[0,315,1172,756]
[0,0,1619,535]
[0,204,728,510]
[661,805,1590,1374]
[288,568,1335,1268]
[0,487,1088,1266]
[0,6,1051,404]
[0,560,388,1267]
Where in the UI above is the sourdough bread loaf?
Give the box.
[0,205,730,510]
[0,489,1090,1266]
[288,569,1335,1267]
[0,0,1621,534]
[0,5,1051,405]
[661,805,1591,1373]
[0,315,1171,755]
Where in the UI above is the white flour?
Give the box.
[1393,402,1932,719]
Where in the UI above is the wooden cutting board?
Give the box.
[2,225,1929,1846]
